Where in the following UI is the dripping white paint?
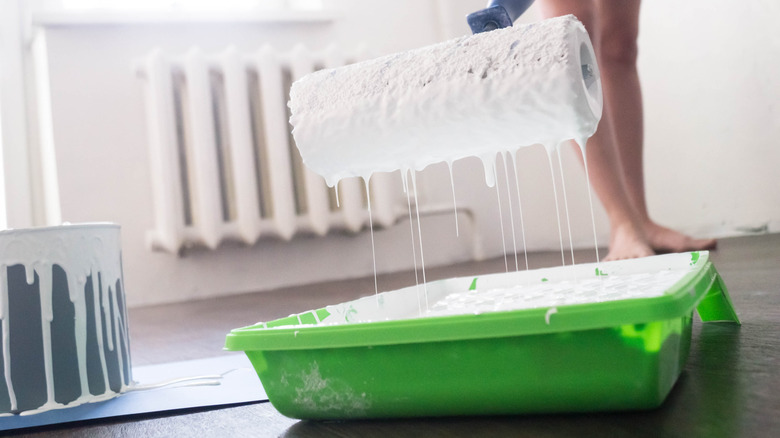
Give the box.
[0,224,132,415]
[287,14,604,295]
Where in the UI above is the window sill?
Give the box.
[32,9,337,27]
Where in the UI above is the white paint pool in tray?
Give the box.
[313,252,702,326]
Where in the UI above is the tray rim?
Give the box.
[226,251,718,351]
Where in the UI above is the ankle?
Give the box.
[611,214,647,238]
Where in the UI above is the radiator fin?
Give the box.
[139,45,399,253]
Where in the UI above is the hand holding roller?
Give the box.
[467,0,536,34]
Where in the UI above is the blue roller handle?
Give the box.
[467,0,535,34]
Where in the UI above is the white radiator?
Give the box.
[137,45,398,253]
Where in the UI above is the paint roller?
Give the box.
[288,2,602,187]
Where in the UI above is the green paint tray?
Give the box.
[225,251,739,419]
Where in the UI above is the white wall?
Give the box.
[41,0,480,307]
[35,0,780,306]
[639,0,780,235]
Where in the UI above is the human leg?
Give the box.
[595,0,716,253]
[540,0,653,260]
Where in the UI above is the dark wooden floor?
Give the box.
[12,234,780,437]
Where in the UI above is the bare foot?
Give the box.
[645,222,717,254]
[604,223,654,261]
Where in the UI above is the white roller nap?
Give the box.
[289,15,602,187]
